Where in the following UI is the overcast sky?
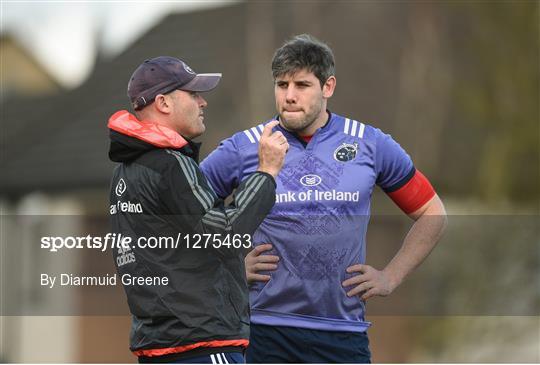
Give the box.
[1,1,234,87]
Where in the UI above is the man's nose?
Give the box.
[285,87,297,103]
[198,95,208,108]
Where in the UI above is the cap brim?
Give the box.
[179,73,222,92]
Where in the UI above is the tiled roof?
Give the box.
[1,1,411,196]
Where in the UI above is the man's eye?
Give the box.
[190,92,199,97]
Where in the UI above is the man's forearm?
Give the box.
[383,195,447,290]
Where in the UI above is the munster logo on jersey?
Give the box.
[334,143,358,162]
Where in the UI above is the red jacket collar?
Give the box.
[108,110,188,149]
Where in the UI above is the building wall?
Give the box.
[0,37,61,99]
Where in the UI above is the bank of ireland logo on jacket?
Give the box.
[115,178,127,197]
[300,174,322,187]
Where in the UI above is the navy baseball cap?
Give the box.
[127,56,222,110]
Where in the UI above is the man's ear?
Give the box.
[154,94,170,113]
[322,76,336,98]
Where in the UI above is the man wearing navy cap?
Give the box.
[108,56,289,363]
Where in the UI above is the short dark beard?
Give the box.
[279,100,323,134]
[280,114,316,133]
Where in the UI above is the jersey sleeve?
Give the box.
[200,137,243,199]
[373,128,436,214]
[374,128,415,192]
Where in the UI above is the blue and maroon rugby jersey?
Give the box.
[200,112,414,333]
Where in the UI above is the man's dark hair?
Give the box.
[271,34,335,88]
